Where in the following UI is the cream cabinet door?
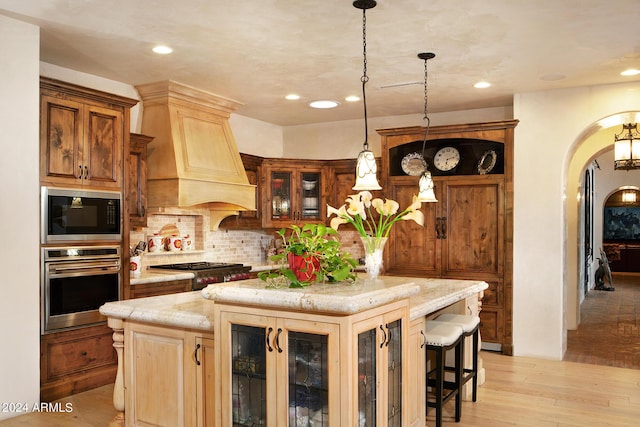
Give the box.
[125,322,212,427]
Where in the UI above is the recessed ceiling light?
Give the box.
[345,95,360,102]
[621,69,640,77]
[309,100,339,109]
[152,45,173,54]
[474,81,491,89]
[285,94,301,100]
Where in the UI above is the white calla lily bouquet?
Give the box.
[327,191,424,238]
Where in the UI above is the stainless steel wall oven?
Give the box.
[41,246,120,333]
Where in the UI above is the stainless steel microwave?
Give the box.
[41,186,122,244]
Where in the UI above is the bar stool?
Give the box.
[435,313,480,402]
[423,320,464,427]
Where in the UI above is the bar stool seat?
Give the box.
[423,320,464,427]
[435,313,480,402]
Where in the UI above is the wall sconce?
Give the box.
[614,123,640,170]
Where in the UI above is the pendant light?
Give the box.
[416,52,438,203]
[614,123,640,170]
[352,0,382,191]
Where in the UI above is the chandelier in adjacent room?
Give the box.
[614,123,640,170]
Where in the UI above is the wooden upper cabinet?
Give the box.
[128,133,154,228]
[261,159,328,229]
[40,77,138,190]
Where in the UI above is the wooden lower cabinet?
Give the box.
[128,279,192,299]
[40,323,117,401]
[124,321,214,427]
[214,300,409,427]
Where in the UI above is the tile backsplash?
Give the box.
[130,209,365,268]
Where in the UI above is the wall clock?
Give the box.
[477,149,497,174]
[433,146,461,172]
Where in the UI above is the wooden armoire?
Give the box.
[379,120,517,354]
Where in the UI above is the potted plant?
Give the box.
[258,223,357,288]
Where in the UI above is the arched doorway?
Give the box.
[566,112,640,335]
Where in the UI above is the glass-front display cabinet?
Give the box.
[354,310,406,426]
[217,307,340,426]
[215,301,409,427]
[262,160,326,228]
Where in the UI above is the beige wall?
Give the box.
[514,82,640,359]
[0,15,41,419]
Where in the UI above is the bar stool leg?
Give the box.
[471,327,479,402]
[454,338,463,422]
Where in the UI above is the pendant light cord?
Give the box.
[420,54,432,159]
[361,7,370,150]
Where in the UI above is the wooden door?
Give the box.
[40,95,83,185]
[83,104,123,187]
[125,323,196,427]
[441,177,504,279]
[386,177,441,276]
[128,133,153,228]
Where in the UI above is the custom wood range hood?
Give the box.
[136,81,256,229]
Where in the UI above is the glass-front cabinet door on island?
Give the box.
[353,306,408,427]
[216,308,340,426]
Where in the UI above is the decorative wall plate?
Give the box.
[401,152,427,176]
[477,149,497,174]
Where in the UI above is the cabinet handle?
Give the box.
[420,330,427,348]
[78,166,83,180]
[441,217,447,239]
[385,324,391,347]
[140,206,146,217]
[266,327,274,352]
[84,165,89,179]
[275,328,283,353]
[379,325,386,349]
[194,343,201,366]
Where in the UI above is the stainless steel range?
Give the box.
[150,262,252,290]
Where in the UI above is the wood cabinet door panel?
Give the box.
[442,178,504,277]
[43,327,116,380]
[41,95,83,182]
[127,326,190,427]
[479,308,503,343]
[387,180,440,275]
[480,280,500,307]
[85,105,122,185]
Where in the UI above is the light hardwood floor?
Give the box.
[1,351,639,426]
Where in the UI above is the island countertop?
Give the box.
[100,275,487,331]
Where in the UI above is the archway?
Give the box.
[565,111,640,342]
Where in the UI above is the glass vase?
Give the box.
[360,236,388,279]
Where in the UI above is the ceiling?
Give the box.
[1,0,639,126]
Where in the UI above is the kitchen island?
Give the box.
[101,275,487,426]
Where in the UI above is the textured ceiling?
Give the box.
[1,0,639,126]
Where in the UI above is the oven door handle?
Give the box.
[49,263,120,275]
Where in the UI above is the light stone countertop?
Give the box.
[101,275,488,330]
[100,291,213,331]
[129,270,195,285]
[200,274,422,315]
